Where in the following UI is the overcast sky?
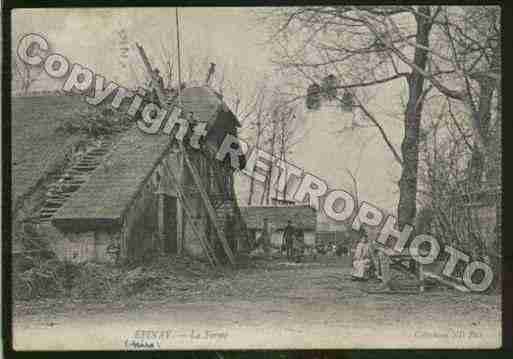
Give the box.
[12,7,404,212]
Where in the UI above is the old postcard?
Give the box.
[9,6,501,350]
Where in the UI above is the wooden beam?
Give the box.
[424,272,470,293]
[176,151,184,256]
[120,221,128,261]
[163,159,218,266]
[157,193,165,253]
[183,149,236,266]
[135,42,168,107]
[162,158,219,267]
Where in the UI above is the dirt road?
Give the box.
[12,259,501,349]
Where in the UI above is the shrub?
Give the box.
[13,257,63,300]
[56,106,133,137]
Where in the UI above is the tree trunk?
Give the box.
[247,122,261,205]
[261,119,277,205]
[468,77,495,188]
[267,122,277,204]
[247,167,256,205]
[397,6,431,227]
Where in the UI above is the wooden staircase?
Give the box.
[38,138,114,223]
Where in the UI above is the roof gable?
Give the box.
[51,87,242,230]
[52,127,171,229]
[180,87,241,128]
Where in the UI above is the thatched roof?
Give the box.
[181,86,240,127]
[240,206,317,231]
[12,95,91,204]
[52,87,242,231]
[51,127,171,230]
[184,87,243,159]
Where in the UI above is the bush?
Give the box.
[56,106,133,137]
[120,266,162,297]
[13,257,120,301]
[13,258,64,300]
[70,262,118,300]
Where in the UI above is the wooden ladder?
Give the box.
[183,149,236,266]
[161,155,220,267]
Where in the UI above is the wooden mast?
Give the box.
[175,7,185,255]
[135,11,237,265]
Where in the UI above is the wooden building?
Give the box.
[240,205,317,248]
[48,87,247,265]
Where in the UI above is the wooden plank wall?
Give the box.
[121,175,159,261]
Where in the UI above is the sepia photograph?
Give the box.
[7,5,502,350]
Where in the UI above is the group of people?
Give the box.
[350,228,391,291]
[254,219,391,288]
[254,218,305,262]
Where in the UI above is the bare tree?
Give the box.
[434,6,500,189]
[414,6,501,268]
[260,110,278,205]
[255,93,299,205]
[259,6,500,229]
[345,168,360,209]
[276,104,298,201]
[259,6,444,226]
[245,84,272,205]
[418,107,487,262]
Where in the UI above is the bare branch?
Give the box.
[347,94,403,166]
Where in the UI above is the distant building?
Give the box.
[270,197,296,206]
[316,231,353,252]
[240,205,317,248]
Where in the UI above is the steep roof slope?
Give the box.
[181,87,241,152]
[12,94,91,205]
[51,87,242,230]
[52,127,171,229]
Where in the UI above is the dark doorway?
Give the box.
[163,195,178,253]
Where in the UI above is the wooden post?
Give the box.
[417,262,425,293]
[120,221,128,262]
[162,158,219,267]
[176,150,184,255]
[183,150,236,266]
[157,193,165,253]
[135,43,167,106]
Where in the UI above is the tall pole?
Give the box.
[175,7,183,106]
[175,7,184,255]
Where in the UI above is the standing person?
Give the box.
[282,220,295,260]
[351,228,372,281]
[149,68,164,102]
[373,243,392,292]
[153,68,164,89]
[293,226,305,262]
